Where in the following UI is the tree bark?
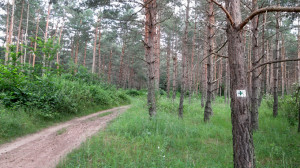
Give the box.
[204,0,215,122]
[16,0,25,55]
[166,38,171,98]
[297,18,300,85]
[281,34,286,96]
[172,48,178,100]
[259,12,267,105]
[144,0,157,118]
[83,41,87,67]
[5,0,15,64]
[108,50,112,84]
[92,18,100,73]
[178,0,190,118]
[201,33,208,108]
[33,9,40,67]
[43,2,52,70]
[98,23,102,76]
[250,0,260,131]
[119,41,126,88]
[4,3,10,48]
[225,0,255,167]
[273,4,280,118]
[155,13,161,90]
[24,2,29,64]
[56,20,64,69]
[189,20,197,103]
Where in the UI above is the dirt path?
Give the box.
[0,105,130,168]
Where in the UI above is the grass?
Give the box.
[56,128,67,136]
[57,96,300,168]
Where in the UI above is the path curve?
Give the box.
[0,105,130,168]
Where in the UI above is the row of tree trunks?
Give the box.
[189,20,197,103]
[16,0,25,55]
[23,2,30,64]
[178,0,190,118]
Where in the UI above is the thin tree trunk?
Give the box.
[166,38,171,98]
[266,41,270,93]
[92,18,100,73]
[43,2,52,70]
[225,0,255,166]
[155,13,161,90]
[33,9,40,67]
[16,0,25,55]
[5,0,15,64]
[273,2,280,118]
[250,0,260,131]
[98,22,102,75]
[119,41,126,88]
[144,0,157,117]
[178,0,190,118]
[108,50,112,84]
[56,21,64,69]
[24,2,29,63]
[189,19,197,103]
[298,19,300,84]
[4,4,10,48]
[83,41,87,67]
[259,12,267,105]
[172,48,178,100]
[204,0,215,122]
[281,34,286,96]
[201,33,208,107]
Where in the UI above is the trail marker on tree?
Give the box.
[237,90,246,97]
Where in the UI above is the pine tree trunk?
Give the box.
[92,18,100,73]
[273,5,280,118]
[24,2,29,63]
[56,21,64,69]
[98,23,102,75]
[43,2,52,70]
[266,41,270,93]
[201,33,208,108]
[281,34,286,96]
[5,0,15,64]
[259,12,267,105]
[298,19,300,84]
[204,0,215,122]
[16,0,25,55]
[83,41,87,67]
[119,41,126,88]
[166,39,171,98]
[155,12,161,90]
[250,0,260,131]
[172,51,178,100]
[189,20,197,103]
[144,0,157,117]
[225,0,255,167]
[178,0,190,118]
[33,10,40,67]
[4,4,10,48]
[108,50,112,84]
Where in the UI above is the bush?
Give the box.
[279,95,299,126]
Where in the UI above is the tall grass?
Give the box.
[58,96,300,168]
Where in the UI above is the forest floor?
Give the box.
[0,105,130,168]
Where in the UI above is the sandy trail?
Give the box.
[0,105,130,168]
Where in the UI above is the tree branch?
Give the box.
[238,6,300,30]
[250,58,300,72]
[211,0,235,26]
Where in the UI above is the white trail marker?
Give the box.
[236,90,246,97]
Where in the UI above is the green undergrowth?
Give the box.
[58,96,300,168]
[0,65,131,144]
